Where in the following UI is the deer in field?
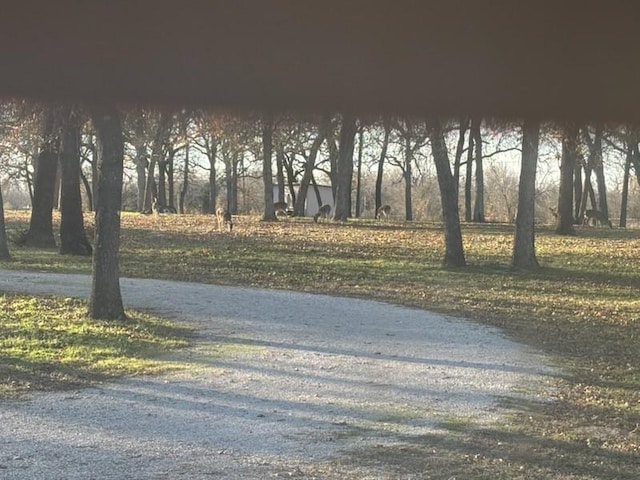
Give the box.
[152,199,177,214]
[273,201,290,217]
[583,209,612,228]
[313,204,331,223]
[376,204,391,220]
[216,207,233,231]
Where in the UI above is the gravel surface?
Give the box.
[0,270,559,479]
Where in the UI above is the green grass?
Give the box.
[1,210,639,478]
[0,292,191,398]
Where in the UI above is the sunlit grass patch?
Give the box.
[0,293,191,397]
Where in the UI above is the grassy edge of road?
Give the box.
[0,293,192,399]
[1,211,639,478]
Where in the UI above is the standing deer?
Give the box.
[376,204,391,219]
[216,207,233,231]
[313,204,331,223]
[583,209,612,228]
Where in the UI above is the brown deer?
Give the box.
[216,207,233,231]
[273,201,289,217]
[313,204,331,223]
[583,209,612,228]
[376,204,391,219]
[152,199,177,214]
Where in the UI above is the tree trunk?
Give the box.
[464,127,474,222]
[207,140,217,214]
[179,141,189,214]
[276,147,286,204]
[88,103,126,321]
[224,152,239,214]
[328,136,339,201]
[59,106,92,256]
[80,169,94,212]
[23,107,58,248]
[167,149,175,209]
[280,151,297,207]
[403,134,413,221]
[592,125,609,219]
[132,119,148,212]
[374,119,391,214]
[472,118,485,222]
[555,124,578,235]
[355,127,364,217]
[311,175,322,207]
[158,157,167,207]
[142,112,170,212]
[453,117,470,199]
[620,143,631,228]
[333,115,357,221]
[512,120,540,269]
[0,184,11,260]
[573,157,583,220]
[262,113,277,221]
[430,119,466,267]
[294,117,328,216]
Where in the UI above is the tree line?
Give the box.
[1,99,640,319]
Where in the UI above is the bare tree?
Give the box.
[88,102,125,321]
[333,114,357,221]
[390,118,427,221]
[59,105,92,255]
[512,120,540,269]
[472,117,485,222]
[429,118,465,267]
[262,112,277,221]
[293,115,330,216]
[0,184,10,260]
[555,124,579,235]
[142,111,172,213]
[374,118,392,215]
[22,105,58,248]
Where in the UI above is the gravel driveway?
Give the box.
[0,270,558,479]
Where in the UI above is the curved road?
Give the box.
[0,270,558,479]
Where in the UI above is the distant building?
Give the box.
[273,184,334,217]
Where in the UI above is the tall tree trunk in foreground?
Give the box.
[88,103,126,321]
[333,115,357,221]
[512,120,540,269]
[23,107,58,248]
[555,124,578,235]
[430,119,466,267]
[59,106,92,255]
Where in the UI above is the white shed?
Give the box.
[273,184,334,217]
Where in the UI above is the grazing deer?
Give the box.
[376,204,391,219]
[583,209,612,228]
[216,207,233,231]
[152,199,177,214]
[313,204,331,223]
[273,201,289,217]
